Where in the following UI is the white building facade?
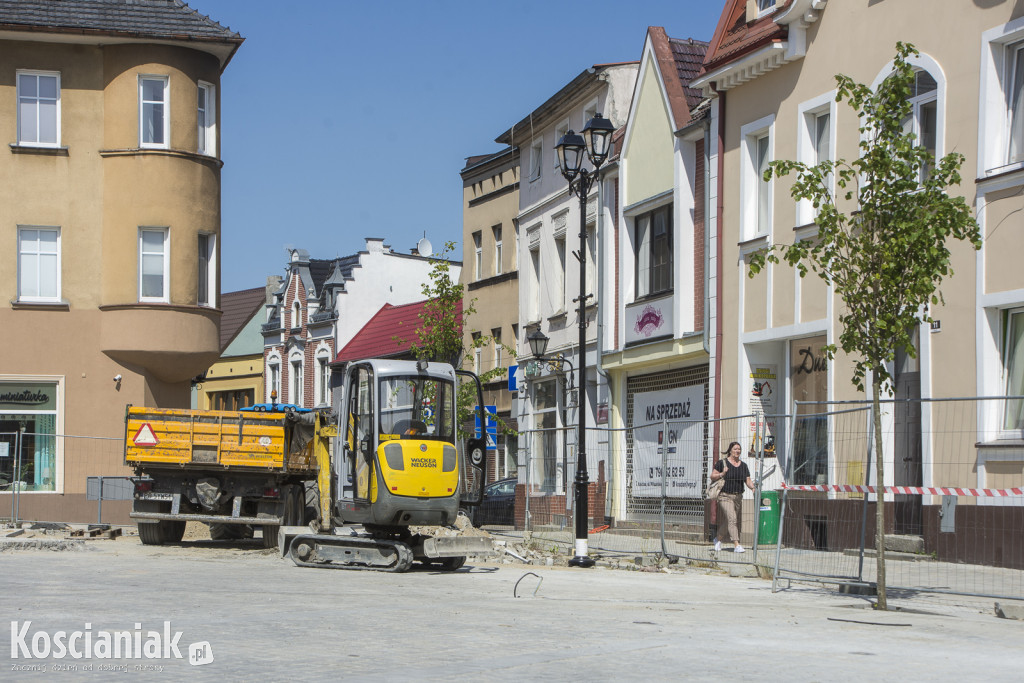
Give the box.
[262,238,459,409]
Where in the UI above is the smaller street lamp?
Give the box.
[527,329,550,359]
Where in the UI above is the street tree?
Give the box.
[399,241,516,428]
[749,43,981,610]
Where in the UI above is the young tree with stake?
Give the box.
[748,43,980,610]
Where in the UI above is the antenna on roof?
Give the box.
[417,237,433,258]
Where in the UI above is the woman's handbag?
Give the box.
[707,475,725,502]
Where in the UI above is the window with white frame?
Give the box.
[740,115,775,240]
[902,70,938,182]
[758,0,776,11]
[514,223,520,270]
[554,235,566,312]
[197,81,215,156]
[493,224,503,276]
[981,19,1024,173]
[290,354,303,406]
[292,301,301,329]
[532,379,561,493]
[634,204,672,299]
[554,122,568,172]
[472,332,482,374]
[473,231,482,279]
[586,219,598,301]
[17,227,60,302]
[138,227,168,302]
[1002,308,1024,433]
[139,76,169,148]
[583,101,598,128]
[796,94,836,226]
[316,350,331,407]
[492,327,502,371]
[197,233,215,307]
[528,242,541,321]
[267,359,281,401]
[17,71,59,147]
[529,139,543,181]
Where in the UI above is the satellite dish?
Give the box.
[417,237,433,257]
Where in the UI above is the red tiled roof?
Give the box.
[333,298,464,364]
[701,0,790,76]
[219,287,265,351]
[647,27,709,131]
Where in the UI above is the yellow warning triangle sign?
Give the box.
[133,423,159,446]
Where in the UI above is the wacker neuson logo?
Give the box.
[10,621,214,669]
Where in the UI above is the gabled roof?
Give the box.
[645,27,709,131]
[0,0,243,67]
[218,287,265,351]
[700,0,789,76]
[333,299,464,365]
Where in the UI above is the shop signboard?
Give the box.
[632,385,705,497]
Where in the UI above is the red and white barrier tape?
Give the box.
[781,483,1024,497]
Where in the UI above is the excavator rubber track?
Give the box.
[287,533,415,572]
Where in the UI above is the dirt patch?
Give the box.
[182,521,212,541]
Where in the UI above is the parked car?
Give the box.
[472,477,516,527]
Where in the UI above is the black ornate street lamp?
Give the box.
[553,113,614,568]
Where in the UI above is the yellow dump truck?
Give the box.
[125,405,320,547]
[126,359,493,571]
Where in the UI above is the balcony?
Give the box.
[99,304,221,382]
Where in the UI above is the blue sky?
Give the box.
[210,0,725,291]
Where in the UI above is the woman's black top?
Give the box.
[714,458,750,495]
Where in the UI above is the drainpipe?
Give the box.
[595,168,612,400]
[712,84,725,455]
[595,165,614,525]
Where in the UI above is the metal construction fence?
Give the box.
[772,397,1024,602]
[0,431,127,524]
[477,397,1024,601]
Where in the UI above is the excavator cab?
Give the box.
[333,359,486,530]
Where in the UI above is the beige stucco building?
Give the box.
[694,0,1024,560]
[0,1,241,522]
[460,147,520,482]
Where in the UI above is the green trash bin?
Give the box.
[757,491,781,546]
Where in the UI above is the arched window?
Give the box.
[266,353,281,402]
[903,70,938,182]
[289,352,303,406]
[315,348,331,407]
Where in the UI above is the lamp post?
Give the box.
[552,113,615,568]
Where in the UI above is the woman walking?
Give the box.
[712,441,756,553]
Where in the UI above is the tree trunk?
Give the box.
[872,378,888,610]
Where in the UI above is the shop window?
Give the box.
[0,382,58,492]
[790,336,829,485]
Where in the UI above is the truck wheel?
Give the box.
[439,556,466,571]
[160,520,186,543]
[303,481,319,525]
[260,525,279,549]
[137,522,165,546]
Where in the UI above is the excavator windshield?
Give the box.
[378,375,454,442]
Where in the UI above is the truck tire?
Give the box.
[260,525,279,549]
[160,520,186,543]
[303,480,319,525]
[137,522,165,546]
